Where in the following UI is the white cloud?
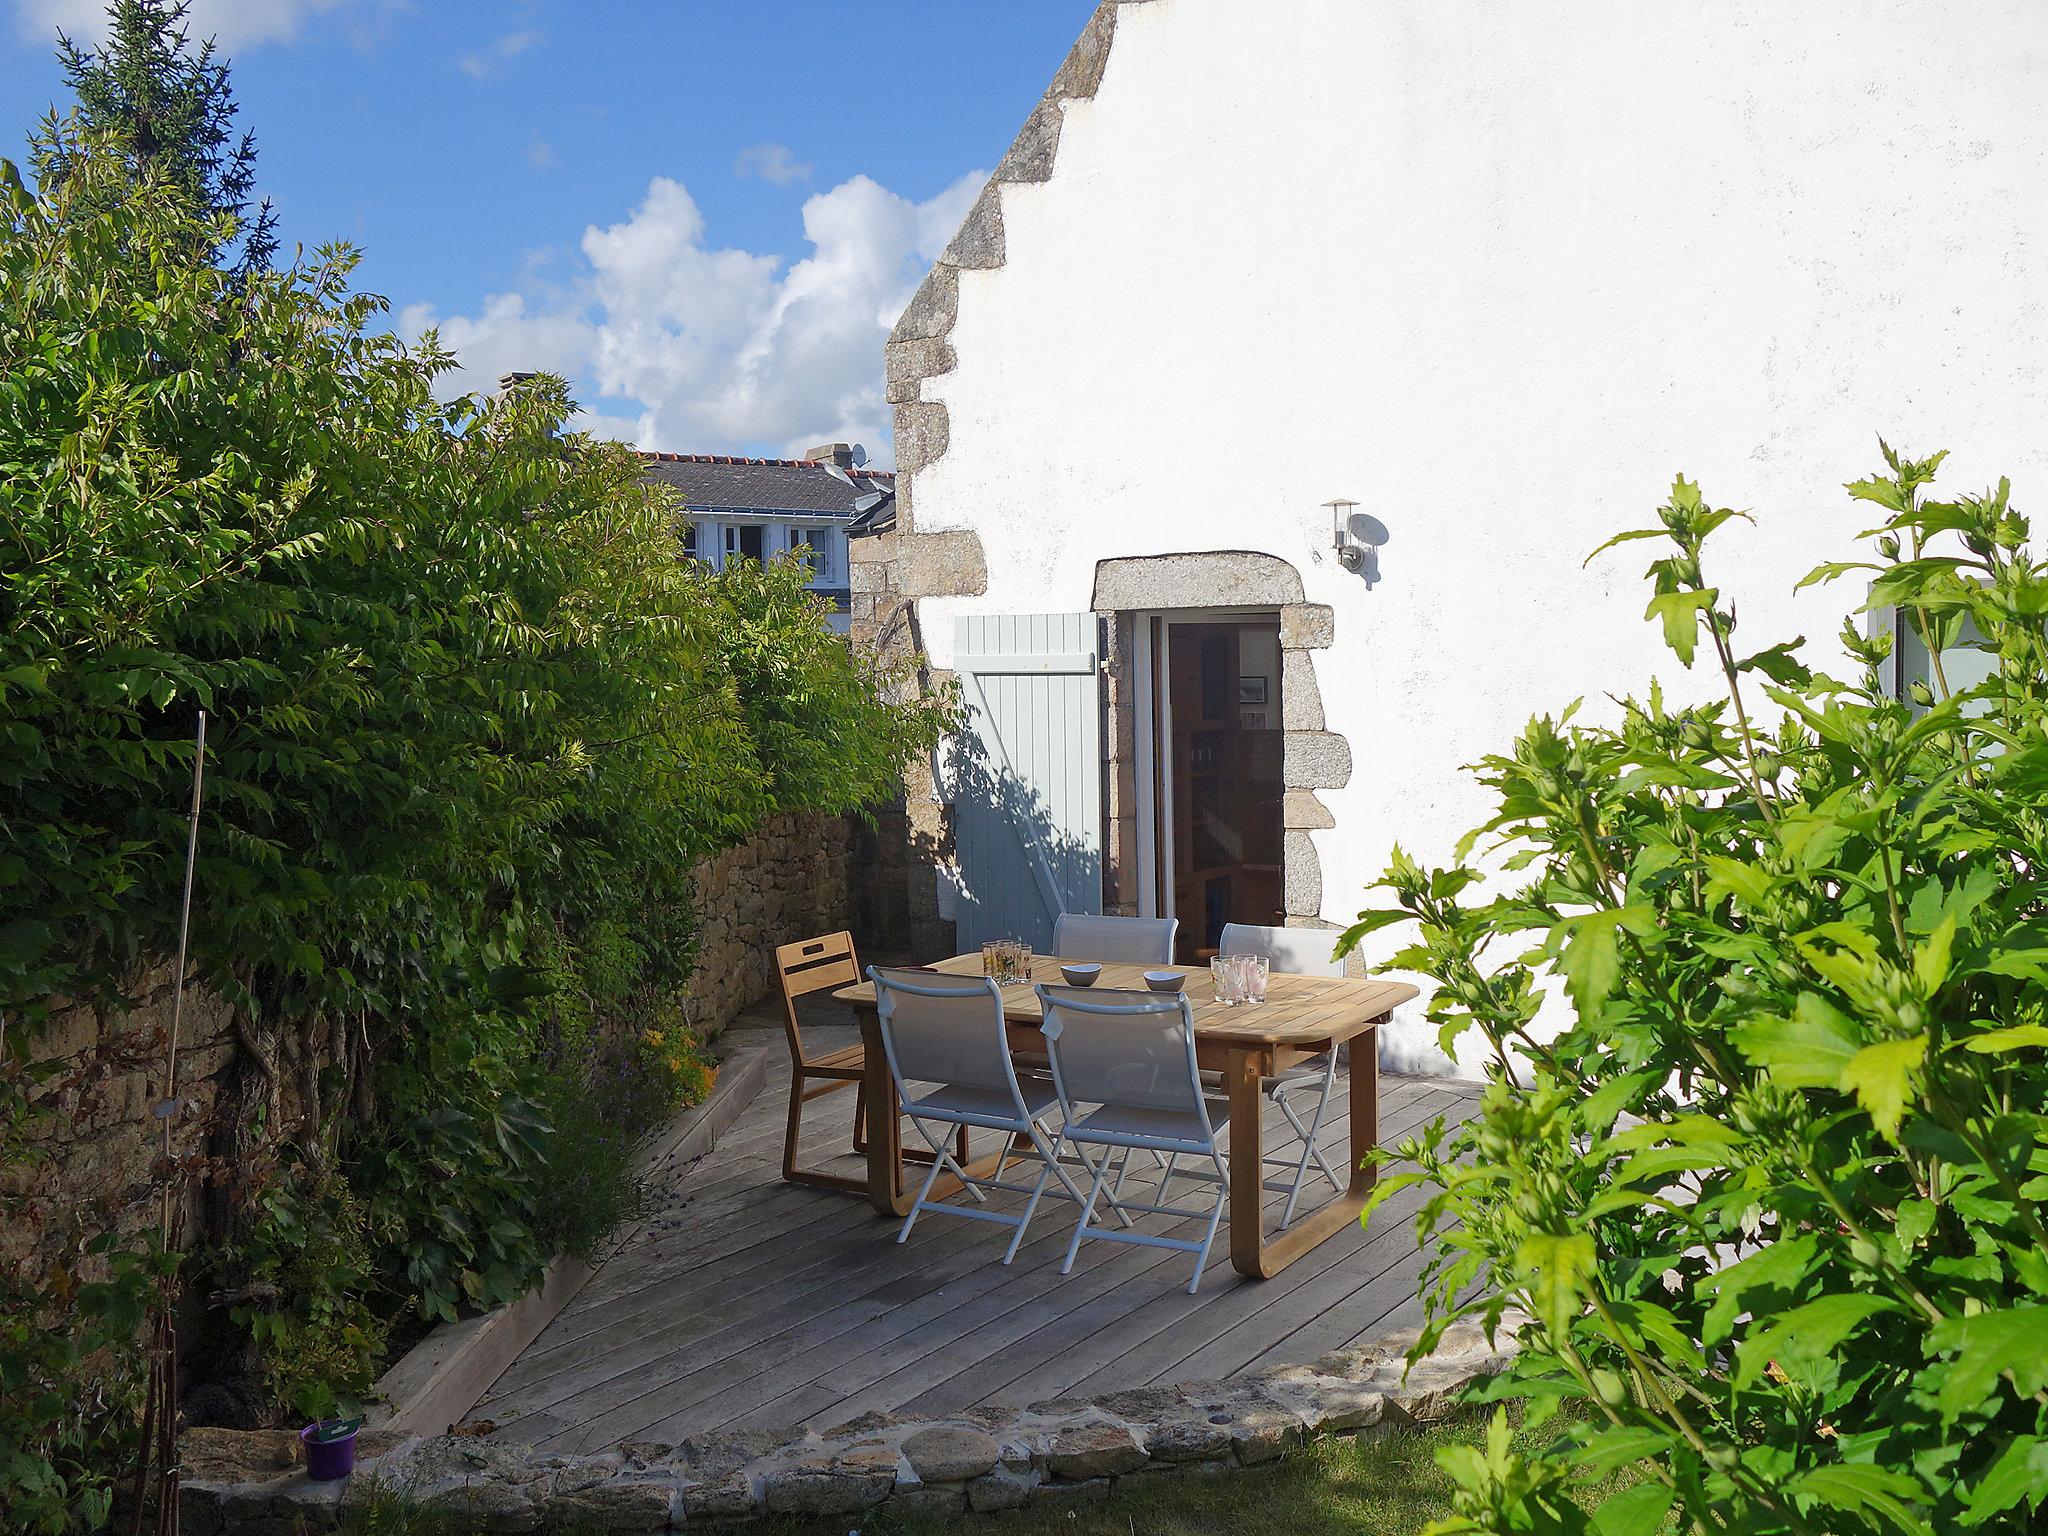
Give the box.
[524,134,554,170]
[405,170,986,464]
[11,0,347,48]
[733,141,812,187]
[458,26,538,79]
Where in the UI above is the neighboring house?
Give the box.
[642,444,893,635]
[850,0,2048,1074]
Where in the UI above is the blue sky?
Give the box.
[0,0,1099,461]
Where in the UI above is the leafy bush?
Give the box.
[1346,447,2048,1535]
[225,1155,386,1423]
[0,133,948,1510]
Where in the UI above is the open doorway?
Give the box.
[1149,616,1286,963]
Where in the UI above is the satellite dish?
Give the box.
[850,444,868,468]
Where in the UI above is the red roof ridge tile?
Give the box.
[637,449,893,478]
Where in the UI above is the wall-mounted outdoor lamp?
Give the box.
[1326,499,1377,572]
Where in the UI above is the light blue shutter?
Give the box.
[947,614,1103,952]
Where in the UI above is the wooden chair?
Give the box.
[774,932,963,1193]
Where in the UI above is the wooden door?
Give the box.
[1168,621,1284,963]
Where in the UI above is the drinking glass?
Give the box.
[1211,955,1243,1006]
[1242,953,1270,1004]
[982,940,1003,979]
[1015,941,1034,983]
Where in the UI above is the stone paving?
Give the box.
[181,1314,1523,1531]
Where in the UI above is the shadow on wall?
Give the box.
[940,728,1098,954]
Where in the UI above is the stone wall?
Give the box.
[0,965,311,1283]
[4,812,856,1298]
[179,1314,1524,1533]
[676,811,856,1037]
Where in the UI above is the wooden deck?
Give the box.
[466,1020,1482,1455]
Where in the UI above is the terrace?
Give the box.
[466,996,1483,1456]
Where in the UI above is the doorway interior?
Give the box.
[1135,613,1286,964]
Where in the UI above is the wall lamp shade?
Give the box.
[1326,498,1374,572]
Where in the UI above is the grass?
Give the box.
[791,1415,1514,1536]
[335,1409,1643,1536]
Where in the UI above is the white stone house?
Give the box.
[850,0,2048,1073]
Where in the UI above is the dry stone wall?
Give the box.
[5,814,854,1294]
[1,964,289,1280]
[676,812,854,1038]
[180,1315,1525,1532]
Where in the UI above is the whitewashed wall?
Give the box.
[905,0,2048,1075]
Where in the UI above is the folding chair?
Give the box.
[773,932,963,1193]
[870,966,1091,1262]
[1034,984,1230,1294]
[1219,922,1347,1227]
[1051,913,1179,965]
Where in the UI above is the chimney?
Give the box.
[805,442,856,469]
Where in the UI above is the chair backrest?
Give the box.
[1051,913,1179,965]
[869,966,1019,1100]
[1036,985,1207,1118]
[1219,922,1344,977]
[774,931,863,1062]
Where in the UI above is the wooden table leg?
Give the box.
[1228,1024,1382,1279]
[859,1006,904,1214]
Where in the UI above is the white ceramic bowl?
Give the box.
[1143,970,1186,994]
[1059,962,1102,987]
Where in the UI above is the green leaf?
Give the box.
[1839,1034,1927,1138]
[1913,915,1956,995]
[1553,905,1657,1016]
[1926,1306,2048,1422]
[1735,1294,1902,1389]
[1958,1435,2048,1526]
[1702,855,1776,908]
[1584,526,1672,565]
[1700,1234,1817,1347]
[1589,1482,1676,1536]
[1516,1230,1597,1339]
[1571,1425,1677,1478]
[1791,1463,1932,1536]
[1731,992,1864,1088]
[1962,1024,2048,1055]
[1643,588,1717,666]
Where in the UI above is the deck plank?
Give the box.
[466,1029,1483,1450]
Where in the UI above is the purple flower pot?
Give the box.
[301,1421,358,1481]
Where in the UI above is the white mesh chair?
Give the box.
[1051,913,1179,965]
[870,966,1089,1262]
[1033,984,1230,1294]
[1221,922,1345,1227]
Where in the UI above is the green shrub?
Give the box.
[226,1154,386,1423]
[1345,446,2048,1535]
[0,137,948,1508]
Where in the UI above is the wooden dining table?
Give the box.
[832,955,1418,1280]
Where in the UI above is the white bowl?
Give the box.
[1142,970,1186,993]
[1059,962,1102,987]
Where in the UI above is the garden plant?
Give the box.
[0,15,949,1524]
[1344,448,2048,1533]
